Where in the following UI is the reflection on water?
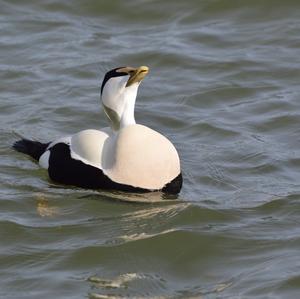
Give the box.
[90,190,180,203]
[36,194,60,217]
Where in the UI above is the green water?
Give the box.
[1,0,300,298]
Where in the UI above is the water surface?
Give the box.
[1,0,300,298]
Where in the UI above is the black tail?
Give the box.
[13,139,50,161]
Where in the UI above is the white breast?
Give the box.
[104,124,181,190]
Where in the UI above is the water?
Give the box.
[1,0,300,298]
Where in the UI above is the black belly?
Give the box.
[48,143,182,194]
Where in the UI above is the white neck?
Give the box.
[101,78,139,131]
[120,83,138,129]
[120,101,136,128]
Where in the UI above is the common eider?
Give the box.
[13,66,182,194]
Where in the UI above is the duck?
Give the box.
[13,66,182,194]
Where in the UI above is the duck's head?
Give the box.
[100,66,149,131]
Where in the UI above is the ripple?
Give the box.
[2,0,300,298]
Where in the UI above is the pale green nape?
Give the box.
[103,104,120,131]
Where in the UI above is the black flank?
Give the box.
[48,142,182,194]
[162,173,183,195]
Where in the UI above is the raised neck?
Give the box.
[120,95,136,129]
